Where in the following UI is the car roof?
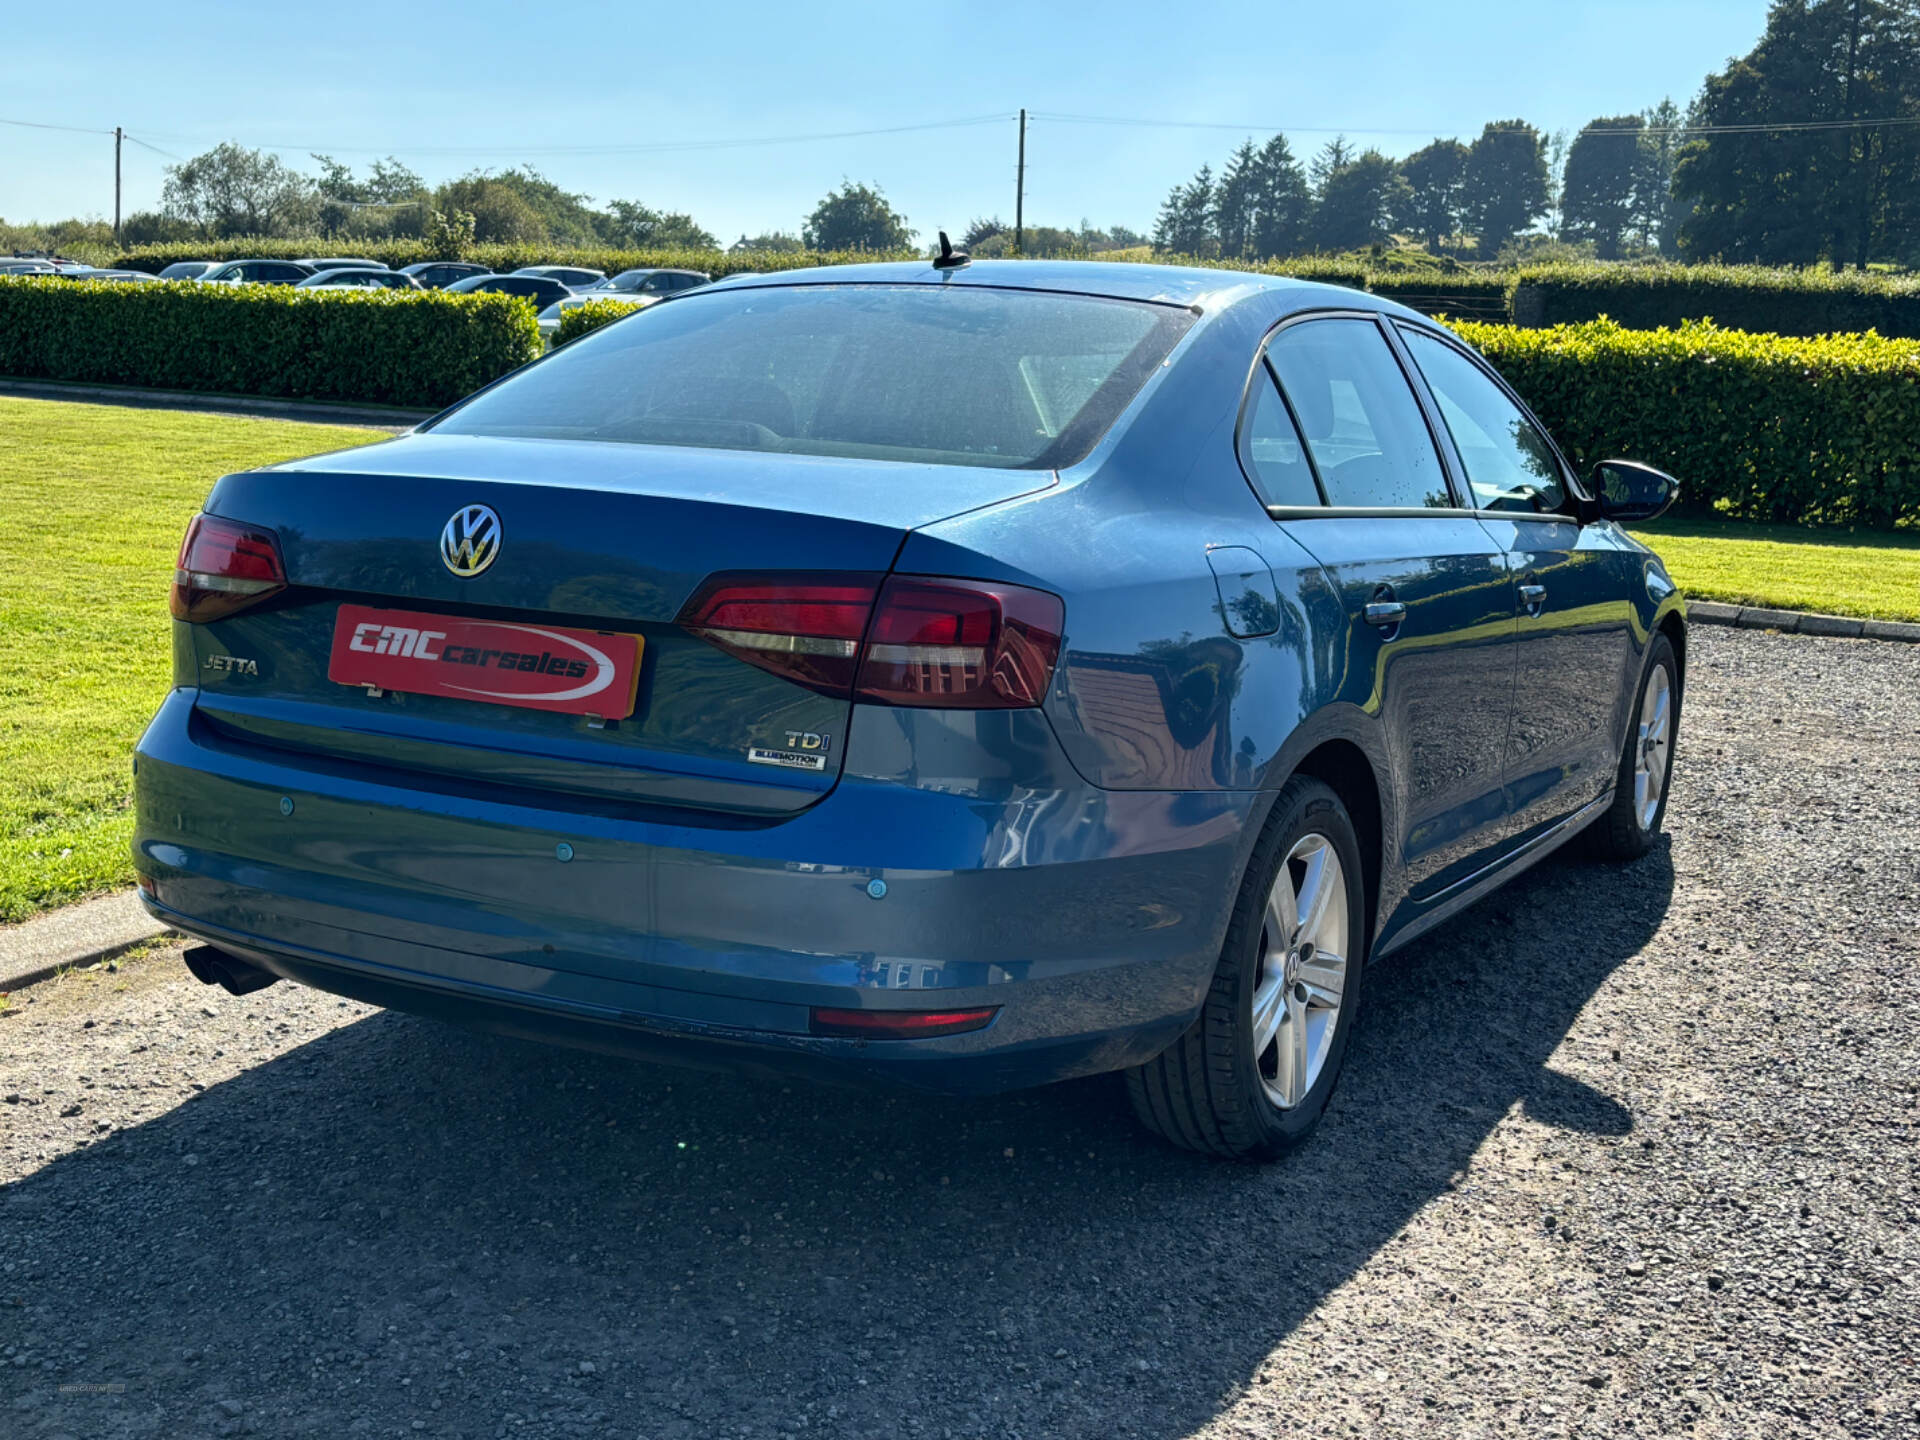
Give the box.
[702,258,1402,319]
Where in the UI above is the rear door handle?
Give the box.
[1518,583,1547,615]
[1363,601,1406,629]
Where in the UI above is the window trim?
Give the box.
[1390,320,1591,517]
[1235,355,1329,508]
[1233,309,1473,518]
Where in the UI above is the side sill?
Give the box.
[1374,788,1612,960]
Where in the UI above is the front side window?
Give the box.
[434,284,1193,470]
[1400,328,1566,514]
[1266,319,1452,510]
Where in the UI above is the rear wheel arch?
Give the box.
[1290,739,1383,949]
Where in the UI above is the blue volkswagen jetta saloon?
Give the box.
[134,258,1685,1160]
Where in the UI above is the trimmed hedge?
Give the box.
[74,241,1920,335]
[556,298,645,345]
[1510,263,1920,340]
[1455,318,1920,530]
[0,277,540,409]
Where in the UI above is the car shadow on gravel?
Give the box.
[4,841,1673,1439]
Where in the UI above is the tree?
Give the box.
[802,181,912,251]
[160,143,316,237]
[603,200,716,249]
[1674,0,1920,268]
[1212,140,1262,258]
[1309,136,1354,192]
[731,231,804,253]
[434,168,625,247]
[1636,98,1687,253]
[1398,139,1470,250]
[1310,150,1411,251]
[1562,115,1646,259]
[963,216,1007,249]
[1152,165,1217,256]
[1248,135,1312,259]
[312,154,428,238]
[424,208,475,261]
[1461,120,1551,255]
[436,178,546,244]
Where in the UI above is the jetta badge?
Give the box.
[440,504,501,578]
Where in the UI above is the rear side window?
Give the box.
[1239,365,1322,508]
[1399,328,1566,513]
[434,284,1194,470]
[1266,319,1452,510]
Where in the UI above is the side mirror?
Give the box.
[1591,460,1679,524]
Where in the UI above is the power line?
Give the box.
[122,134,185,163]
[125,113,1016,159]
[0,115,115,137]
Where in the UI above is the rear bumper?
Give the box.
[133,690,1260,1094]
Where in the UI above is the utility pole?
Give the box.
[113,127,123,239]
[1014,109,1026,257]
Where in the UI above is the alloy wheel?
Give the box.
[1253,833,1349,1109]
[1635,665,1674,830]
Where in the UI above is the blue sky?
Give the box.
[3,0,1768,240]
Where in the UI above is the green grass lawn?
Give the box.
[0,397,384,923]
[1629,518,1920,623]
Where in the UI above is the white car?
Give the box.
[535,293,645,347]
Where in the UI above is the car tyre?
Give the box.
[1588,632,1680,861]
[1126,775,1367,1162]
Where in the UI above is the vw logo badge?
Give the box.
[440,504,501,578]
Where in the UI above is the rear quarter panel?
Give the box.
[903,289,1375,796]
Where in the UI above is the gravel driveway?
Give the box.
[3,626,1915,1440]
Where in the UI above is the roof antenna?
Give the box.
[932,230,970,272]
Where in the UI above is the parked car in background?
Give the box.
[59,267,157,283]
[535,293,639,346]
[156,261,220,281]
[593,267,710,298]
[398,261,492,289]
[444,273,574,310]
[293,269,422,291]
[0,259,59,275]
[298,257,388,273]
[136,259,1686,1162]
[513,265,605,289]
[197,260,316,286]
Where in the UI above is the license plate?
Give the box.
[328,605,643,718]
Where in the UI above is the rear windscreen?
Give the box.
[433,283,1193,470]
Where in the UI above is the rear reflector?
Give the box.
[678,571,1063,708]
[809,1006,999,1039]
[170,513,287,623]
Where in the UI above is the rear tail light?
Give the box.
[809,1005,999,1039]
[679,573,882,694]
[679,572,1064,709]
[856,576,1063,708]
[170,513,287,622]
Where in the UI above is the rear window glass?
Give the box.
[433,284,1193,470]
